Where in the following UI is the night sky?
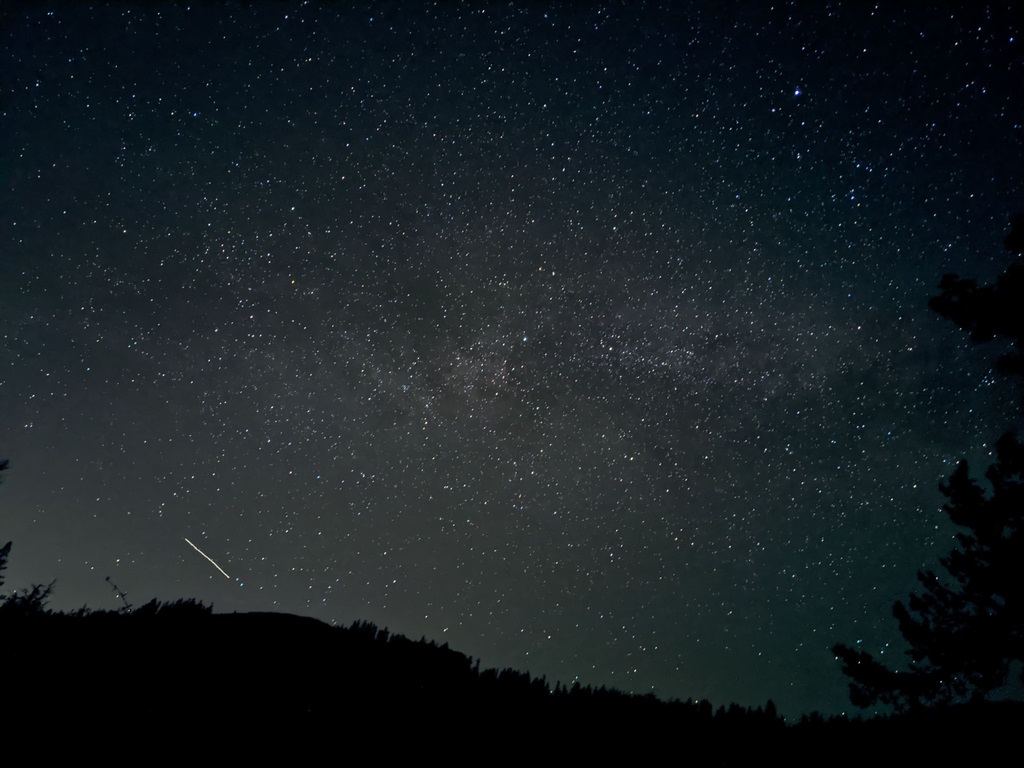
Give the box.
[2,1,1022,717]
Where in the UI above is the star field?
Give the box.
[1,1,1022,716]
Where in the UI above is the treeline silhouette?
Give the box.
[1,590,772,729]
[2,583,1020,758]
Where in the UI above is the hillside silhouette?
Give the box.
[2,593,763,730]
[2,583,1021,759]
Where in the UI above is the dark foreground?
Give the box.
[3,599,1018,761]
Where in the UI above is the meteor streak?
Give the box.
[184,537,231,580]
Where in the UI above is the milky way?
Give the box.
[1,1,1021,715]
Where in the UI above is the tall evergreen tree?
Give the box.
[834,214,1024,710]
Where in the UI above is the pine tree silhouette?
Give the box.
[833,215,1024,710]
[928,214,1024,380]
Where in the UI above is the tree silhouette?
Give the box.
[928,214,1024,380]
[833,215,1024,710]
[0,459,54,615]
[1,460,10,592]
[0,539,10,594]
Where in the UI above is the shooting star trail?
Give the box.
[184,537,231,580]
